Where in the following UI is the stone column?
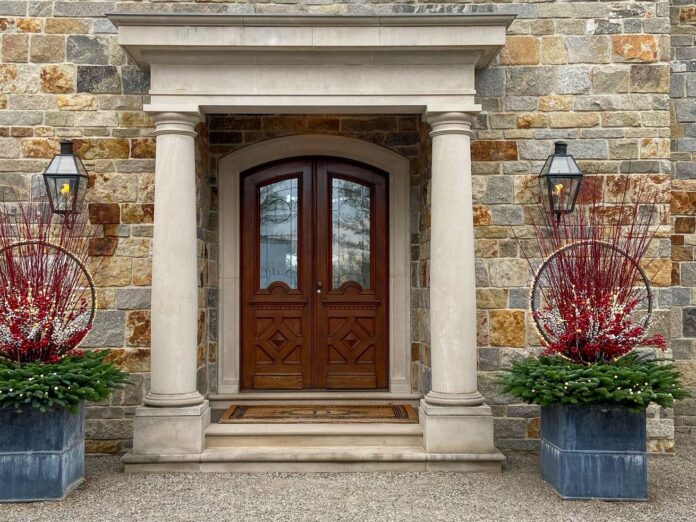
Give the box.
[420,111,499,462]
[132,110,210,456]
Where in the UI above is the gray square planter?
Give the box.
[0,403,85,502]
[540,403,647,501]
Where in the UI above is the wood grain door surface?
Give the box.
[240,158,388,390]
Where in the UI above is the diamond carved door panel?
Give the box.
[241,158,388,390]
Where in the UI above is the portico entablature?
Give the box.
[109,13,513,115]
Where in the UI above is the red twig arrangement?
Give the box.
[0,196,96,364]
[515,176,668,364]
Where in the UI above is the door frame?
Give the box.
[218,134,411,394]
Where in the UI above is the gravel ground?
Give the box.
[2,438,695,522]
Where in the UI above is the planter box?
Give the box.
[540,403,647,501]
[0,403,85,502]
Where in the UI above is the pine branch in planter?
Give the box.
[500,354,690,412]
[0,350,128,413]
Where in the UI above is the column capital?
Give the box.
[152,111,203,138]
[425,111,476,138]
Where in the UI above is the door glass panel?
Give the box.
[259,178,298,288]
[332,178,371,289]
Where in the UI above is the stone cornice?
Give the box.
[108,13,516,29]
[108,13,513,69]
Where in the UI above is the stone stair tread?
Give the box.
[206,422,423,437]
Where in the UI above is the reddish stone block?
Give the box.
[674,217,696,234]
[121,204,154,224]
[471,140,518,161]
[88,203,120,224]
[130,138,155,159]
[88,237,117,257]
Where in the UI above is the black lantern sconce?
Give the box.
[43,140,89,216]
[538,141,583,223]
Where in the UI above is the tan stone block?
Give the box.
[475,238,498,258]
[29,35,65,63]
[640,138,670,159]
[476,288,508,309]
[641,259,671,287]
[0,95,6,109]
[601,112,641,127]
[674,361,696,386]
[95,288,116,309]
[121,203,154,224]
[208,341,217,363]
[105,348,151,372]
[89,172,138,203]
[85,440,121,455]
[116,238,150,258]
[500,36,540,65]
[541,36,566,65]
[2,34,29,63]
[513,175,539,204]
[527,417,540,439]
[477,311,489,346]
[126,311,151,347]
[132,258,152,286]
[473,205,492,226]
[44,18,89,34]
[73,138,130,160]
[681,7,696,23]
[118,111,153,127]
[15,18,42,33]
[549,112,599,128]
[475,226,509,239]
[40,64,75,94]
[490,310,526,347]
[0,63,40,94]
[538,95,573,112]
[57,94,97,111]
[611,35,658,63]
[517,113,548,129]
[20,138,59,158]
[471,141,518,161]
[91,256,132,287]
[130,138,155,159]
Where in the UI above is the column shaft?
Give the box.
[145,112,204,407]
[426,112,484,406]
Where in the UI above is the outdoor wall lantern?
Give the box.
[43,140,89,215]
[538,141,583,223]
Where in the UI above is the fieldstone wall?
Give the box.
[0,1,693,454]
[670,1,696,437]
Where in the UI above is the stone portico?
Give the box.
[111,13,513,470]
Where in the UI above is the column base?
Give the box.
[143,391,205,407]
[132,401,210,455]
[420,401,497,455]
[423,390,485,406]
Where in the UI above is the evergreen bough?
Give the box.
[0,351,128,413]
[501,353,689,412]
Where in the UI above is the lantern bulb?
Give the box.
[554,183,564,194]
[60,183,70,196]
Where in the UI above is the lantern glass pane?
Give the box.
[548,176,580,213]
[46,175,79,213]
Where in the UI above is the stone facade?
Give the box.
[0,1,694,454]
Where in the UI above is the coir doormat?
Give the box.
[219,404,418,424]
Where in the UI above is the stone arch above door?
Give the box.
[217,135,412,394]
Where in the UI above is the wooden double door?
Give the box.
[241,157,389,390]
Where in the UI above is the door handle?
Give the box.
[317,281,323,294]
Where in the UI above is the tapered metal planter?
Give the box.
[540,403,647,501]
[0,403,85,502]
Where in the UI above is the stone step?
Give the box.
[205,422,424,448]
[123,446,505,473]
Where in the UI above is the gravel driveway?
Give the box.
[2,438,695,522]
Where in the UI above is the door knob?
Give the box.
[317,281,323,294]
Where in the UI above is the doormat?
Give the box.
[219,404,418,424]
